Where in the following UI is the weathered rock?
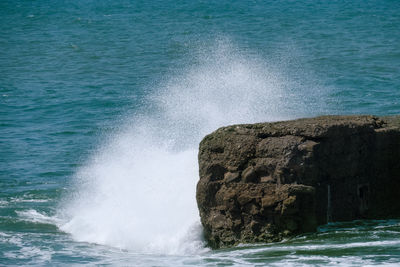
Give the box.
[196,115,400,248]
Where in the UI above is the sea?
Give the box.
[1,0,400,266]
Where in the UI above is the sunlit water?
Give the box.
[1,0,400,265]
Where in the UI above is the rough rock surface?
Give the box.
[196,115,400,248]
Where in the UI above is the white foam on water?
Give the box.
[16,209,62,225]
[0,232,54,265]
[3,246,52,262]
[58,40,327,255]
[0,232,23,246]
[0,200,8,207]
[3,248,53,266]
[215,239,400,258]
[11,197,49,203]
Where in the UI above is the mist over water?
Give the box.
[58,41,329,254]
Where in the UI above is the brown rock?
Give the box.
[196,115,400,248]
[242,166,258,182]
[224,172,240,183]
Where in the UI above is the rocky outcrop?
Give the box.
[196,115,400,248]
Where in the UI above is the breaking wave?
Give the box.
[58,40,327,254]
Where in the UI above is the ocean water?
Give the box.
[1,0,400,266]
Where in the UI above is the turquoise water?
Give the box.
[1,0,400,265]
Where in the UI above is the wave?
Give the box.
[57,39,328,254]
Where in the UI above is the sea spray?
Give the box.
[59,41,327,254]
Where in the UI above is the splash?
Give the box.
[58,40,327,254]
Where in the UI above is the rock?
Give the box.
[196,115,400,248]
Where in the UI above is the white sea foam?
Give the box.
[16,209,62,225]
[0,232,23,246]
[214,239,400,258]
[11,197,49,203]
[4,246,52,262]
[59,40,327,254]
